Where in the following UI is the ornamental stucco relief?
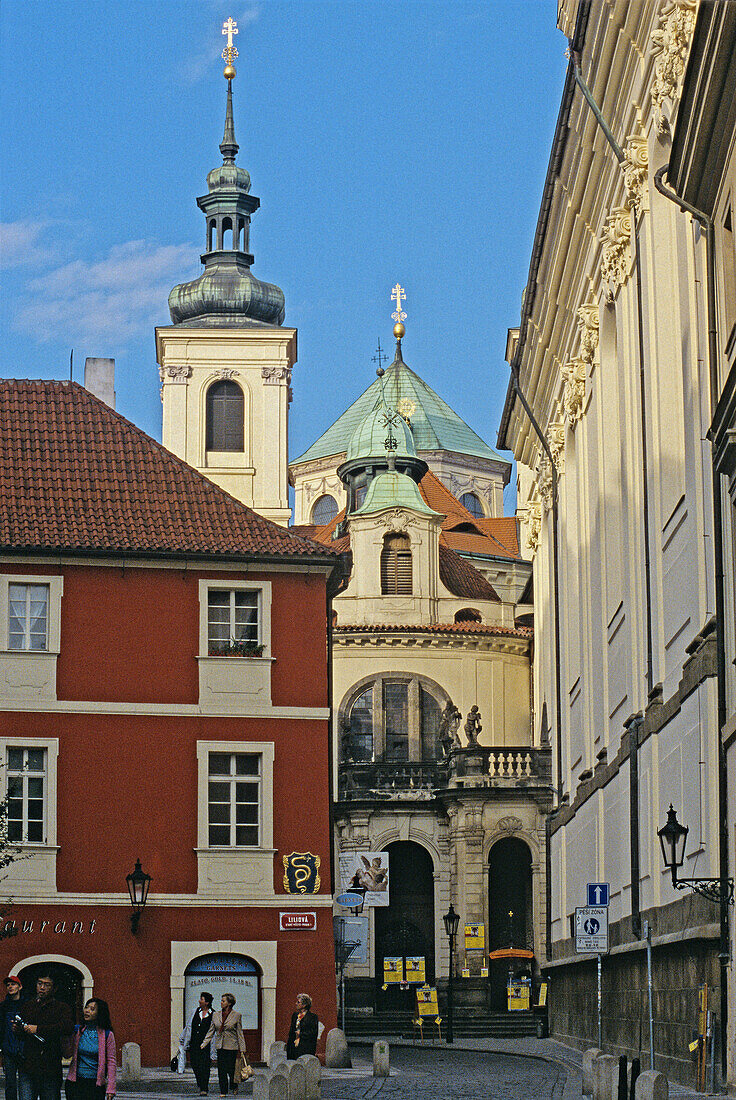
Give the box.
[547,421,565,475]
[650,0,698,137]
[261,366,292,384]
[600,207,633,303]
[518,501,542,551]
[577,303,599,364]
[623,135,649,211]
[210,368,240,380]
[497,815,524,834]
[562,357,587,427]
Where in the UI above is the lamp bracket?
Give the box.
[675,877,734,905]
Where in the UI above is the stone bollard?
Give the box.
[616,1056,628,1100]
[634,1072,668,1100]
[270,1041,287,1068]
[325,1028,351,1069]
[373,1040,389,1078]
[583,1049,602,1096]
[120,1042,141,1082]
[269,1070,289,1100]
[253,1073,270,1100]
[296,1055,321,1100]
[289,1061,307,1100]
[594,1055,617,1100]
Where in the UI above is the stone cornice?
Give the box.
[332,629,530,656]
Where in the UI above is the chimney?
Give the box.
[84,358,116,409]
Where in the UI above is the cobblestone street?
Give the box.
[319,1047,565,1099]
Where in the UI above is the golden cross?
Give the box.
[221,17,239,64]
[391,283,407,323]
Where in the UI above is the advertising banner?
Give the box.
[383,956,403,984]
[339,851,389,907]
[416,985,439,1018]
[464,923,485,952]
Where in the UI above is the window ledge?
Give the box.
[198,655,273,711]
[0,651,58,701]
[197,655,274,662]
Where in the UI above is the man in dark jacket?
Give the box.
[286,993,318,1059]
[15,976,73,1100]
[0,975,26,1100]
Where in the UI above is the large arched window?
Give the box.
[206,380,244,452]
[312,494,338,525]
[460,492,484,518]
[380,533,412,595]
[342,676,446,763]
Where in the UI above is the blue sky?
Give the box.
[0,2,566,511]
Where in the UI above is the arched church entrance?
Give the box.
[18,961,85,1022]
[487,836,533,1010]
[374,841,435,1009]
[184,953,262,1060]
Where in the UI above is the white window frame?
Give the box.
[198,580,271,658]
[206,749,262,848]
[196,740,274,852]
[0,575,63,654]
[0,737,59,849]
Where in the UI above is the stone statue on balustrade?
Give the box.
[439,701,462,756]
[464,705,482,747]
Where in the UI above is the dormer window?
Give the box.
[380,533,412,595]
[206,380,244,452]
[460,492,484,518]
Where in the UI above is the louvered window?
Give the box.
[380,534,412,595]
[206,380,244,452]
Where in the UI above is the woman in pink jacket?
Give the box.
[65,999,116,1100]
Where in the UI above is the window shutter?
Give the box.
[381,535,412,595]
[206,381,244,451]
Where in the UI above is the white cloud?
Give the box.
[13,239,201,343]
[182,7,259,84]
[0,220,53,269]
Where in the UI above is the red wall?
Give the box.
[1,563,328,707]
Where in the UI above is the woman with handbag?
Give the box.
[64,1000,116,1100]
[200,994,247,1098]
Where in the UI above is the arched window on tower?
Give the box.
[222,217,233,250]
[208,220,216,252]
[380,533,412,595]
[206,381,244,452]
[312,495,338,526]
[460,492,484,518]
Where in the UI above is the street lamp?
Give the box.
[657,806,733,905]
[443,903,460,1044]
[126,859,152,933]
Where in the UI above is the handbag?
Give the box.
[170,1056,179,1072]
[234,1052,253,1083]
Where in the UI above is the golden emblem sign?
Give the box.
[282,852,321,894]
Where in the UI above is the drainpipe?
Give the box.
[569,53,653,940]
[652,167,729,1091]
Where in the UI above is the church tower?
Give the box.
[156,22,293,525]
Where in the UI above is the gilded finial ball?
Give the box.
[393,321,405,339]
[223,63,236,80]
[376,367,385,378]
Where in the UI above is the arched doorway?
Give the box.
[18,961,85,1022]
[488,837,533,1009]
[184,954,262,1059]
[374,841,435,1009]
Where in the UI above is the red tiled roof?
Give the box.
[334,622,532,638]
[0,381,341,560]
[418,470,520,558]
[438,543,499,601]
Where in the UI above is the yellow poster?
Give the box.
[538,982,547,1007]
[464,923,485,951]
[416,985,439,1018]
[383,957,403,984]
[405,956,426,984]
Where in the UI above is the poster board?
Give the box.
[416,985,439,1019]
[405,956,426,985]
[339,851,389,907]
[464,923,485,952]
[383,956,403,985]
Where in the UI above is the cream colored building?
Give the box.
[497,0,731,1085]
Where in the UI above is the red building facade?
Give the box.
[0,381,347,1064]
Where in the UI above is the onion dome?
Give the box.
[168,81,285,327]
[346,403,417,464]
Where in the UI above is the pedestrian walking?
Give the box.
[286,994,318,1059]
[15,975,74,1100]
[64,999,115,1100]
[0,976,26,1100]
[188,994,215,1095]
[200,995,246,1098]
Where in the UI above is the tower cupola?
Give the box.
[168,52,285,328]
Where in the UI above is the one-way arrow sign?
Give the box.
[587,882,609,907]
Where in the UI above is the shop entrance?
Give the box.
[17,962,84,1022]
[184,954,261,1058]
[374,842,434,1010]
[488,837,533,1009]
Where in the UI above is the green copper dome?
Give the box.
[346,403,417,464]
[353,470,442,518]
[168,82,285,328]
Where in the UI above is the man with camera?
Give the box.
[14,976,73,1100]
